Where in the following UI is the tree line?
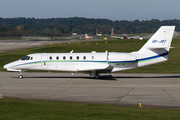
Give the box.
[0,17,179,37]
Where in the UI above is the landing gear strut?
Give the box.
[19,71,23,79]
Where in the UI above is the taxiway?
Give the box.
[0,39,73,52]
[0,72,180,108]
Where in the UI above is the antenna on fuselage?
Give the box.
[70,50,74,53]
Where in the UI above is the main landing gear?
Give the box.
[90,71,100,79]
[19,71,23,79]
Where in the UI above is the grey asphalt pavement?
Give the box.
[1,72,180,108]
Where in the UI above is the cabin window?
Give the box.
[91,56,94,60]
[56,56,59,60]
[77,56,79,60]
[30,57,33,60]
[63,56,66,60]
[83,56,86,60]
[70,56,72,60]
[49,56,52,60]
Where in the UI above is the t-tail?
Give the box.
[135,26,175,67]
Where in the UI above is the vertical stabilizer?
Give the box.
[138,26,175,55]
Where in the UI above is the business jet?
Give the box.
[111,34,141,39]
[111,28,142,39]
[4,26,175,79]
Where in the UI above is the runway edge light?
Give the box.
[139,103,141,107]
[0,94,3,98]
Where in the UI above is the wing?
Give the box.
[111,36,123,39]
[76,62,113,73]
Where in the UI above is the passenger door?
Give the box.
[41,55,48,68]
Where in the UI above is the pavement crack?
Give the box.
[48,86,74,100]
[47,79,74,99]
[48,79,72,89]
[115,87,135,105]
[163,89,180,106]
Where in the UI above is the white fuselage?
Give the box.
[4,51,168,73]
[3,26,175,78]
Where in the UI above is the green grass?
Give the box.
[1,40,180,119]
[1,39,180,73]
[0,98,180,120]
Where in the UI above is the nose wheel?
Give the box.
[19,71,23,79]
[19,75,23,79]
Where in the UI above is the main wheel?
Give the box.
[95,73,100,79]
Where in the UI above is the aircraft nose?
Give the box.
[3,64,9,69]
[3,63,12,69]
[3,62,21,72]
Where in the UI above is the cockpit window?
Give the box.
[21,56,31,60]
[26,56,31,60]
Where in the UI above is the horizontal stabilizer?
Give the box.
[148,46,167,49]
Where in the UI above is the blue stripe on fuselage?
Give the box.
[137,52,168,62]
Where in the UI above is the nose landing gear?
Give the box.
[19,71,23,79]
